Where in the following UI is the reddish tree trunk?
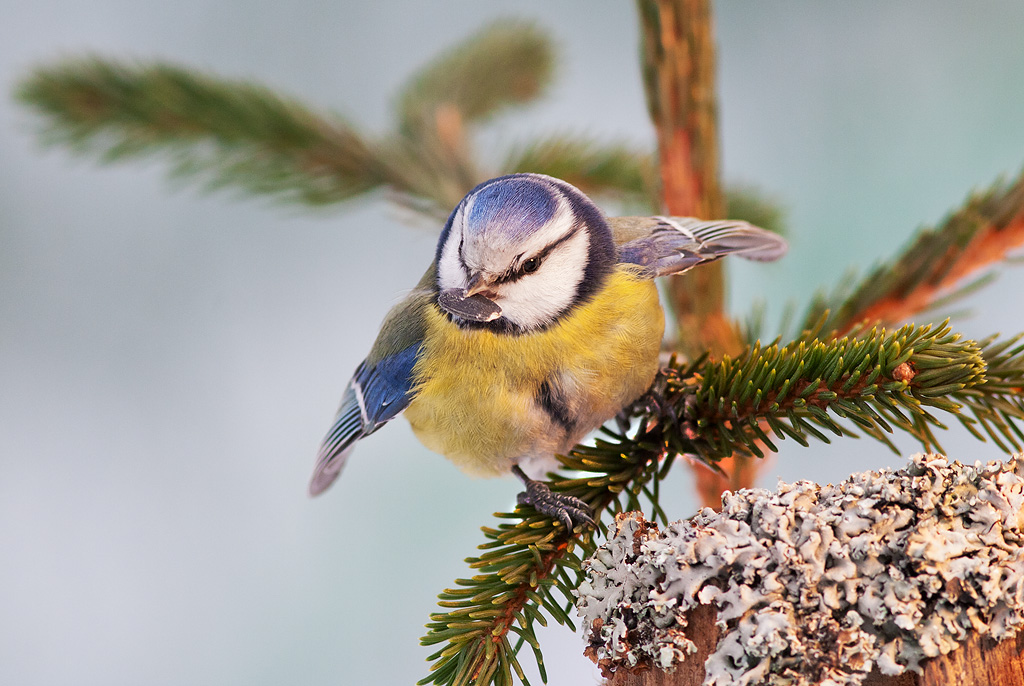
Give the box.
[638,0,756,506]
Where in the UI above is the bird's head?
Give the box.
[434,173,615,333]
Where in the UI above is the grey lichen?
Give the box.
[576,454,1024,685]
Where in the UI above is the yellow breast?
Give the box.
[403,266,664,477]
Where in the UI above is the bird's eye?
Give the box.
[522,257,540,274]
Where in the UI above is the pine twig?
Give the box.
[14,21,556,216]
[801,171,1024,336]
[420,431,672,686]
[678,321,1024,460]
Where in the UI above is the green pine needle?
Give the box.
[421,321,1024,686]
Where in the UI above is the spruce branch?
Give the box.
[397,20,554,135]
[673,321,1024,463]
[16,58,386,205]
[502,135,657,211]
[14,19,558,215]
[419,402,678,686]
[421,322,1024,686]
[801,171,1024,336]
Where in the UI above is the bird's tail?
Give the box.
[309,384,363,496]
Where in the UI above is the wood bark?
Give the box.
[638,0,733,359]
[605,605,1024,686]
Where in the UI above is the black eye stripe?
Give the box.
[494,226,582,285]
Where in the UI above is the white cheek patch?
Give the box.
[496,229,591,331]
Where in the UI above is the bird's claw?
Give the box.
[516,479,595,531]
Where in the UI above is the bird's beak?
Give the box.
[437,272,502,323]
[464,271,498,299]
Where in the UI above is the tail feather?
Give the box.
[309,385,364,496]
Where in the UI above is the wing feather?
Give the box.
[309,344,421,496]
[614,216,787,277]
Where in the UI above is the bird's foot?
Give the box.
[618,375,706,442]
[618,386,677,435]
[512,466,594,531]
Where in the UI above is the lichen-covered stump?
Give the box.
[576,455,1024,685]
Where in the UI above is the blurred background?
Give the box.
[4,2,1024,684]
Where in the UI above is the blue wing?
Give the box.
[309,343,421,495]
[617,217,787,277]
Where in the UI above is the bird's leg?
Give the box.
[512,465,594,530]
[614,410,632,436]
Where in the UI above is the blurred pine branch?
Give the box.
[16,58,386,205]
[15,24,784,229]
[397,21,554,133]
[799,172,1024,337]
[502,135,657,211]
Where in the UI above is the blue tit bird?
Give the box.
[310,173,787,528]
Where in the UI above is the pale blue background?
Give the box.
[4,2,1024,685]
